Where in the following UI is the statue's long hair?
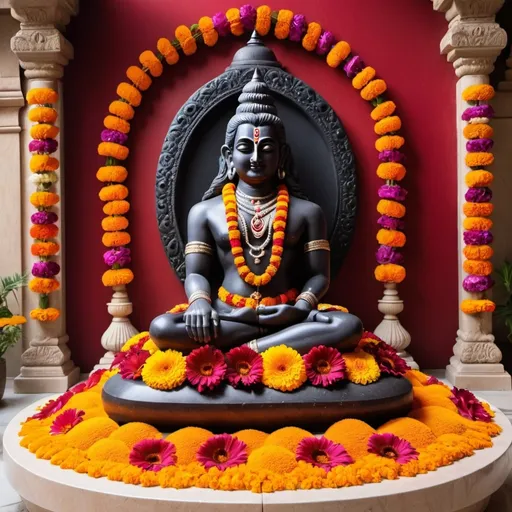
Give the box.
[202,71,307,201]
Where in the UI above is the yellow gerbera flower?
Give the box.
[262,345,307,392]
[343,352,381,385]
[121,331,150,352]
[141,350,186,391]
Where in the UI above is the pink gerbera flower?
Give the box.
[29,390,73,420]
[119,348,150,380]
[426,375,442,386]
[50,408,85,435]
[186,346,227,392]
[296,436,353,471]
[197,434,247,470]
[303,345,346,386]
[450,387,492,422]
[373,346,409,376]
[368,433,418,464]
[225,345,263,387]
[129,438,177,472]
[70,369,106,394]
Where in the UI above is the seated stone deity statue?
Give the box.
[150,69,363,355]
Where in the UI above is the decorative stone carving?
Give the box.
[454,339,503,363]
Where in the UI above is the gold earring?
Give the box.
[227,164,236,180]
[278,168,286,180]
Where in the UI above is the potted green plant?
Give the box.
[0,272,28,399]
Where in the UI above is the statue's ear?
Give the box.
[221,144,233,168]
[279,143,291,170]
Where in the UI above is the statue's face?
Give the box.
[231,124,280,184]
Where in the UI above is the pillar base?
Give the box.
[446,357,511,391]
[93,351,115,372]
[398,351,419,370]
[13,365,79,394]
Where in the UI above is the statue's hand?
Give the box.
[257,304,310,327]
[219,307,259,325]
[184,299,219,343]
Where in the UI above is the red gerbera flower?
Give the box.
[119,347,150,380]
[186,346,227,392]
[368,433,418,464]
[450,387,492,422]
[50,408,85,435]
[29,390,73,420]
[70,369,106,394]
[225,345,263,387]
[303,345,346,386]
[373,346,409,376]
[296,436,353,471]
[129,438,177,472]
[197,434,247,470]
[426,375,442,386]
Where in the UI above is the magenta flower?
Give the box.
[129,439,177,472]
[466,138,494,153]
[186,346,227,392]
[463,275,494,293]
[343,55,365,78]
[119,348,150,380]
[225,345,263,387]
[450,387,492,422]
[197,434,247,470]
[29,390,73,420]
[239,4,256,30]
[296,436,353,471]
[372,346,409,376]
[50,409,85,435]
[378,215,405,231]
[376,245,404,265]
[465,187,492,203]
[32,261,61,278]
[426,375,442,386]
[368,433,418,463]
[378,185,408,201]
[31,211,58,225]
[463,229,493,245]
[289,14,307,42]
[29,139,58,154]
[103,247,131,267]
[303,345,346,386]
[378,150,405,163]
[316,31,336,55]
[212,12,230,36]
[70,369,106,393]
[462,104,494,121]
[101,129,128,145]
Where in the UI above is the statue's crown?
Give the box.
[236,68,278,116]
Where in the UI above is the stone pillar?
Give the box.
[433,0,511,390]
[9,0,80,393]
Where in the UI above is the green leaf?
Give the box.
[0,307,12,319]
[0,325,22,357]
[0,272,28,303]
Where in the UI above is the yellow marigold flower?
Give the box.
[101,216,129,232]
[30,155,59,172]
[463,245,493,261]
[139,50,163,77]
[375,135,405,152]
[462,84,495,102]
[116,82,142,107]
[361,79,387,101]
[30,123,59,140]
[104,115,130,134]
[142,338,159,354]
[109,422,161,449]
[326,41,351,68]
[378,417,437,449]
[103,200,130,215]
[375,263,406,283]
[463,123,493,140]
[102,231,131,248]
[30,308,60,322]
[198,17,218,47]
[126,66,152,91]
[371,101,396,121]
[28,106,58,124]
[461,299,495,314]
[264,427,313,453]
[247,445,298,474]
[262,345,307,391]
[65,417,119,450]
[374,116,402,135]
[377,200,405,219]
[102,268,134,287]
[376,162,406,181]
[324,419,376,460]
[343,352,380,385]
[96,166,128,183]
[99,184,129,202]
[121,331,150,351]
[352,67,376,90]
[377,229,406,247]
[157,38,179,65]
[463,259,493,276]
[175,25,196,56]
[463,202,493,217]
[302,22,322,51]
[29,277,59,294]
[0,316,27,329]
[109,100,135,121]
[275,9,293,39]
[26,87,58,105]
[166,427,212,465]
[463,217,493,231]
[255,5,272,35]
[233,429,268,454]
[87,439,130,463]
[465,170,494,188]
[30,191,59,207]
[226,8,244,36]
[98,142,129,161]
[141,350,186,390]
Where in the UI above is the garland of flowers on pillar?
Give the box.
[460,84,496,315]
[26,88,61,323]
[97,5,406,290]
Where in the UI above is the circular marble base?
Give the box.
[3,398,512,512]
[102,374,413,431]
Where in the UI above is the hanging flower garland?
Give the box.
[26,88,61,323]
[97,5,407,290]
[460,84,496,315]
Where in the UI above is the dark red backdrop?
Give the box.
[64,0,457,371]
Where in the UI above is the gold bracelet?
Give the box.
[185,241,213,256]
[247,340,259,353]
[304,239,330,253]
[296,291,318,309]
[188,291,211,305]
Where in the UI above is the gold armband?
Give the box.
[296,291,318,309]
[188,291,211,305]
[185,241,213,256]
[304,239,330,253]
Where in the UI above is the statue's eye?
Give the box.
[236,143,252,153]
[261,143,275,152]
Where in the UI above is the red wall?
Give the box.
[64,0,457,371]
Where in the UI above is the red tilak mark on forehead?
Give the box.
[253,127,260,143]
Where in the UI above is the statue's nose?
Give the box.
[250,144,260,164]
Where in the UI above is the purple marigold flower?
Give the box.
[29,139,58,154]
[343,55,365,78]
[212,12,230,36]
[289,14,307,42]
[31,211,58,225]
[466,138,494,153]
[239,4,256,31]
[316,31,336,56]
[461,104,495,121]
[378,185,408,201]
[376,245,404,265]
[103,247,131,267]
[378,150,405,163]
[463,275,494,293]
[378,215,405,231]
[463,230,493,245]
[32,261,61,278]
[465,187,492,203]
[101,129,128,145]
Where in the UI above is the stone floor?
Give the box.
[1,374,512,512]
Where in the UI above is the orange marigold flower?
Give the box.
[139,50,163,77]
[409,406,469,437]
[371,101,397,121]
[166,427,212,465]
[374,116,402,135]
[302,22,322,51]
[361,79,387,101]
[255,5,272,35]
[98,142,129,161]
[463,124,493,140]
[30,191,59,207]
[126,66,152,91]
[377,200,405,219]
[234,429,268,454]
[102,268,134,287]
[465,152,494,167]
[30,224,58,240]
[326,41,351,68]
[461,299,495,314]
[29,277,59,294]
[325,419,376,460]
[377,417,437,449]
[109,100,135,121]
[87,439,130,464]
[116,83,142,107]
[463,217,493,231]
[104,115,130,134]
[264,426,313,453]
[463,245,493,261]
[102,231,131,248]
[96,166,128,183]
[376,162,406,181]
[175,25,197,56]
[465,170,493,188]
[103,200,130,215]
[30,124,59,140]
[30,307,60,322]
[109,422,161,449]
[377,229,406,247]
[30,155,59,172]
[28,106,58,124]
[352,67,376,90]
[226,8,244,36]
[247,445,298,474]
[99,184,129,202]
[0,316,26,329]
[462,84,495,102]
[198,17,218,47]
[275,9,293,39]
[374,263,406,283]
[102,216,129,232]
[375,135,405,152]
[463,202,493,217]
[31,241,60,257]
[66,417,119,451]
[157,38,179,65]
[462,259,493,276]
[27,87,58,105]
[412,386,458,412]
